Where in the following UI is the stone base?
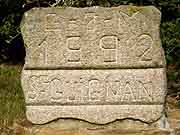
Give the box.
[18,117,175,135]
[31,128,171,135]
[26,105,164,124]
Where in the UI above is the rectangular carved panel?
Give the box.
[21,6,165,69]
[22,68,166,105]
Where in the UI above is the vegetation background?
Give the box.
[0,0,179,128]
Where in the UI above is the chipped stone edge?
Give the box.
[25,105,164,125]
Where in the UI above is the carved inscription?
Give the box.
[45,13,61,31]
[22,69,165,105]
[135,34,153,61]
[85,13,97,32]
[22,8,165,68]
[118,11,154,62]
[100,36,118,62]
[66,36,81,62]
[21,7,166,125]
[103,15,116,31]
[50,78,63,101]
[89,79,105,101]
[30,37,48,65]
[66,18,81,36]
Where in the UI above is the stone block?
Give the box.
[21,6,165,69]
[21,6,167,125]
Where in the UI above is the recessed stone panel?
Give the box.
[22,68,166,105]
[21,6,165,69]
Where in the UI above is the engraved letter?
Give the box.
[89,79,104,101]
[66,36,81,62]
[100,36,118,62]
[135,35,153,61]
[50,78,64,101]
[45,13,61,31]
[121,82,135,102]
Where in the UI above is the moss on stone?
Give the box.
[127,6,142,16]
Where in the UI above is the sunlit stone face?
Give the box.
[21,6,166,124]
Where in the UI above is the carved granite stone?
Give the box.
[21,6,167,125]
[22,69,166,105]
[21,6,165,69]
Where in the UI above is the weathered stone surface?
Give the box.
[10,98,180,135]
[21,6,165,69]
[22,69,166,105]
[33,128,171,135]
[26,105,163,124]
[22,68,166,124]
[35,129,87,135]
[167,109,180,129]
[21,6,167,125]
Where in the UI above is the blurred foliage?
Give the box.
[0,0,25,63]
[161,20,180,65]
[0,0,179,95]
[176,100,180,109]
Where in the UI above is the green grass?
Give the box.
[0,65,25,127]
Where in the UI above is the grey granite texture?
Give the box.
[21,6,165,69]
[21,6,167,125]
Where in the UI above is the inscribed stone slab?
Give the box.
[20,6,167,125]
[22,68,166,105]
[21,6,166,69]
